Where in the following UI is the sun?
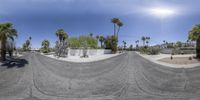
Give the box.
[149,7,175,18]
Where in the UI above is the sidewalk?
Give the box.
[136,52,200,68]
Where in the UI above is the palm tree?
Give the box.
[188,24,200,58]
[146,41,149,46]
[122,40,126,50]
[96,35,99,40]
[89,33,93,37]
[116,21,123,39]
[135,40,139,48]
[111,18,119,36]
[29,36,32,40]
[99,36,105,48]
[42,40,50,53]
[28,36,32,49]
[56,29,68,43]
[163,40,166,46]
[145,37,150,46]
[25,39,30,50]
[141,36,146,46]
[0,23,17,61]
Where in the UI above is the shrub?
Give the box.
[139,47,160,55]
[189,56,192,60]
[104,35,118,53]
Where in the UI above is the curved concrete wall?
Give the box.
[68,49,112,56]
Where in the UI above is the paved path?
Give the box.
[0,52,200,100]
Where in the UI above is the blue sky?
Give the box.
[0,0,200,48]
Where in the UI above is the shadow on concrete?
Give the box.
[0,58,28,69]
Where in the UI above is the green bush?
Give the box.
[104,35,117,53]
[139,47,160,55]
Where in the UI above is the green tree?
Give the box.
[176,41,182,48]
[111,18,119,36]
[188,24,200,58]
[41,40,50,53]
[56,29,68,43]
[79,35,98,49]
[122,40,127,50]
[141,36,146,46]
[116,21,123,39]
[104,35,117,53]
[129,45,133,51]
[0,23,17,61]
[99,36,105,48]
[145,37,150,46]
[89,33,93,37]
[96,35,99,40]
[69,37,80,49]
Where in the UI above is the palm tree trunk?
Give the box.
[117,27,120,40]
[100,41,103,48]
[143,41,145,46]
[196,38,200,58]
[1,39,6,61]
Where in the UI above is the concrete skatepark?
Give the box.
[0,52,200,100]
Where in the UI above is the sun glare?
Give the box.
[149,8,175,18]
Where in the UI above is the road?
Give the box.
[0,52,200,100]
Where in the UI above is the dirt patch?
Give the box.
[158,57,200,65]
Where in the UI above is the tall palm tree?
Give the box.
[99,36,105,48]
[188,24,200,58]
[111,18,119,36]
[116,21,123,39]
[56,29,68,43]
[0,23,17,61]
[141,36,146,46]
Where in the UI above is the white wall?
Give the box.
[68,49,111,57]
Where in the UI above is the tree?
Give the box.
[69,37,80,49]
[96,35,99,40]
[145,37,150,46]
[135,40,139,49]
[99,36,105,48]
[111,18,119,36]
[26,39,30,49]
[41,40,50,53]
[56,29,68,43]
[79,35,98,49]
[188,24,200,58]
[129,45,133,51]
[116,21,123,39]
[55,29,68,57]
[163,40,166,44]
[0,23,17,61]
[176,41,182,48]
[141,36,146,46]
[6,38,16,57]
[89,33,93,37]
[104,35,117,53]
[122,40,126,50]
